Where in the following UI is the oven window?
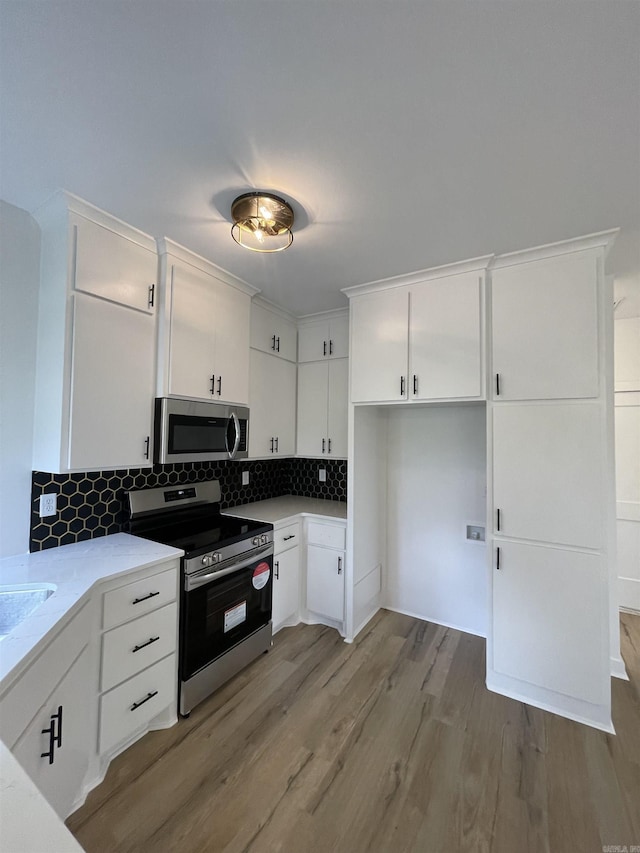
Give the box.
[181,558,272,679]
[168,415,228,455]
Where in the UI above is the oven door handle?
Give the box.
[185,545,273,591]
[226,412,241,460]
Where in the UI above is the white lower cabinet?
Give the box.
[273,546,300,632]
[305,521,346,623]
[11,645,93,819]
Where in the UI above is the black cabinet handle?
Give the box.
[270,437,274,453]
[217,376,222,396]
[210,375,216,395]
[132,636,160,654]
[275,560,280,580]
[327,438,332,454]
[323,340,327,356]
[276,336,280,352]
[329,340,333,355]
[337,556,343,575]
[496,547,501,570]
[413,375,418,395]
[132,591,160,605]
[130,691,158,712]
[495,373,501,396]
[275,436,279,452]
[144,436,150,460]
[496,508,501,532]
[271,334,276,351]
[283,534,295,541]
[148,283,155,308]
[322,438,326,453]
[41,706,62,765]
[400,376,405,396]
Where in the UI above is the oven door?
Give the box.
[181,547,273,681]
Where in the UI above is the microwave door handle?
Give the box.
[226,412,241,459]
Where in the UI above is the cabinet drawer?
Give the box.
[0,600,93,749]
[274,522,300,553]
[101,602,177,692]
[99,653,176,755]
[102,566,177,630]
[307,522,346,550]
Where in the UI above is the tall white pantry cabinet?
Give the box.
[344,230,620,732]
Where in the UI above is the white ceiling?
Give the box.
[1,1,639,317]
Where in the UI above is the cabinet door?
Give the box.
[297,361,328,456]
[211,277,250,405]
[250,303,297,361]
[69,292,154,470]
[73,214,156,314]
[328,315,350,360]
[410,272,482,400]
[492,403,603,549]
[298,322,329,363]
[248,350,296,457]
[492,251,599,400]
[273,546,300,629]
[492,541,608,705]
[12,646,93,819]
[350,289,409,402]
[306,546,345,621]
[167,261,216,400]
[327,358,349,458]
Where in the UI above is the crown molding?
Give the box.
[157,237,260,297]
[491,229,620,270]
[252,294,298,323]
[297,306,349,324]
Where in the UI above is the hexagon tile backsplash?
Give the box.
[30,458,347,551]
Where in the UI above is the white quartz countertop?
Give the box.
[0,533,183,687]
[222,495,347,524]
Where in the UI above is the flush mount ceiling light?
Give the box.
[231,192,294,253]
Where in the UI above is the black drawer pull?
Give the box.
[283,534,295,541]
[132,636,160,653]
[132,591,160,605]
[40,706,62,765]
[130,691,158,712]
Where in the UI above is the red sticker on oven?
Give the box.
[252,561,271,589]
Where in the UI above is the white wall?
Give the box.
[0,200,40,557]
[615,311,640,612]
[385,404,487,636]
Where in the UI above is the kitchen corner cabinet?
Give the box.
[272,521,301,632]
[491,249,599,400]
[248,349,296,457]
[298,313,349,362]
[306,520,346,623]
[251,301,297,362]
[32,191,157,473]
[157,241,255,405]
[349,267,485,403]
[297,359,348,457]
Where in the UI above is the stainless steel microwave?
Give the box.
[154,398,249,464]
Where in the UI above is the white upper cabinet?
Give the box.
[251,301,297,362]
[298,313,349,362]
[409,271,482,400]
[350,288,410,403]
[348,262,487,404]
[32,191,157,473]
[248,349,296,457]
[491,249,599,400]
[297,359,348,457]
[157,240,255,405]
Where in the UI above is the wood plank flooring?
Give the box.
[68,611,640,853]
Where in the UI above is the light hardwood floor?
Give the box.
[68,611,640,853]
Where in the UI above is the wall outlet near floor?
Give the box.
[466,524,485,542]
[242,471,250,486]
[318,468,327,483]
[39,493,58,518]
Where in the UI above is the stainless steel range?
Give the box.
[127,481,273,716]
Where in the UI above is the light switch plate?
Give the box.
[318,468,327,482]
[242,471,250,486]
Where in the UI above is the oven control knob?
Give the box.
[260,534,268,545]
[252,536,261,546]
[211,552,221,564]
[201,555,211,567]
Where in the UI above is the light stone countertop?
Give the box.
[222,495,347,525]
[0,533,183,688]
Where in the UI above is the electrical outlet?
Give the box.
[318,468,327,482]
[466,525,485,542]
[242,471,250,486]
[39,493,58,518]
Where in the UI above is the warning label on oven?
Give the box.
[224,601,247,632]
[252,562,271,590]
